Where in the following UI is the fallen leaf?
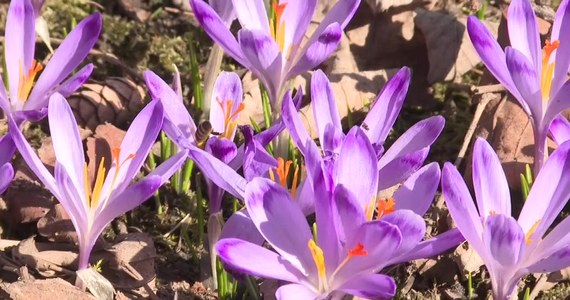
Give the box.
[0,278,96,300]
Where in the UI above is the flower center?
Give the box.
[541,40,560,100]
[216,97,245,140]
[83,147,135,209]
[18,60,43,102]
[365,196,397,221]
[270,1,287,53]
[268,157,301,197]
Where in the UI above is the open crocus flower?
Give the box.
[442,138,570,299]
[0,0,101,124]
[467,0,570,174]
[216,177,408,299]
[189,0,360,107]
[8,93,187,273]
[283,67,445,196]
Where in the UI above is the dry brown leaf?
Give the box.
[414,9,499,83]
[451,242,484,277]
[2,178,53,225]
[37,204,77,244]
[68,78,146,131]
[12,236,77,277]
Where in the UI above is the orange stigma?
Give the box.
[270,1,287,52]
[348,243,368,257]
[376,197,396,219]
[18,60,43,101]
[541,40,560,100]
[268,157,301,197]
[216,97,245,140]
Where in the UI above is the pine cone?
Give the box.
[68,78,147,131]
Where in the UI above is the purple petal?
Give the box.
[380,210,426,256]
[362,67,411,145]
[101,100,164,195]
[530,215,570,265]
[472,138,511,216]
[544,80,570,130]
[8,116,58,197]
[441,163,486,256]
[377,147,429,190]
[205,137,238,164]
[308,0,359,38]
[334,185,367,241]
[280,0,317,59]
[527,245,570,273]
[483,214,524,266]
[144,70,196,144]
[210,0,236,26]
[5,0,35,101]
[219,210,264,245]
[245,178,316,277]
[275,283,317,300]
[467,17,523,104]
[0,77,9,113]
[507,0,541,71]
[548,114,570,145]
[242,126,277,181]
[393,162,440,216]
[519,140,570,239]
[505,47,542,122]
[295,179,315,216]
[216,238,306,283]
[99,150,187,219]
[238,29,283,102]
[187,144,247,199]
[53,163,89,245]
[281,91,312,153]
[205,178,224,213]
[550,0,570,96]
[0,163,14,195]
[334,127,378,209]
[336,220,401,277]
[0,135,17,166]
[27,13,102,110]
[231,0,269,32]
[338,273,396,300]
[209,71,243,139]
[378,116,444,170]
[47,93,86,198]
[287,22,341,79]
[389,228,464,264]
[56,64,93,97]
[311,70,343,154]
[189,0,248,67]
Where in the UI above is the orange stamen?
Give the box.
[376,197,396,219]
[269,157,301,198]
[18,60,43,101]
[525,219,541,245]
[270,1,288,52]
[541,40,560,99]
[216,98,245,139]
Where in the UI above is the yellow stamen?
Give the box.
[376,197,396,219]
[17,60,43,101]
[308,239,328,292]
[525,219,541,245]
[541,40,560,100]
[365,196,376,221]
[291,164,300,198]
[216,98,245,139]
[270,2,287,52]
[90,158,106,208]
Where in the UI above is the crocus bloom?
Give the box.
[189,0,360,107]
[216,177,415,299]
[442,138,570,299]
[9,93,187,272]
[467,0,570,174]
[0,0,102,123]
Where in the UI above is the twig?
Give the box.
[162,213,192,238]
[454,92,497,167]
[447,82,506,95]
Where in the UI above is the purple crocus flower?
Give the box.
[283,67,445,197]
[0,0,102,123]
[467,0,570,174]
[189,0,360,107]
[442,138,570,299]
[8,93,187,273]
[216,177,415,299]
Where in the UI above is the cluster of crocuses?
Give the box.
[2,0,570,299]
